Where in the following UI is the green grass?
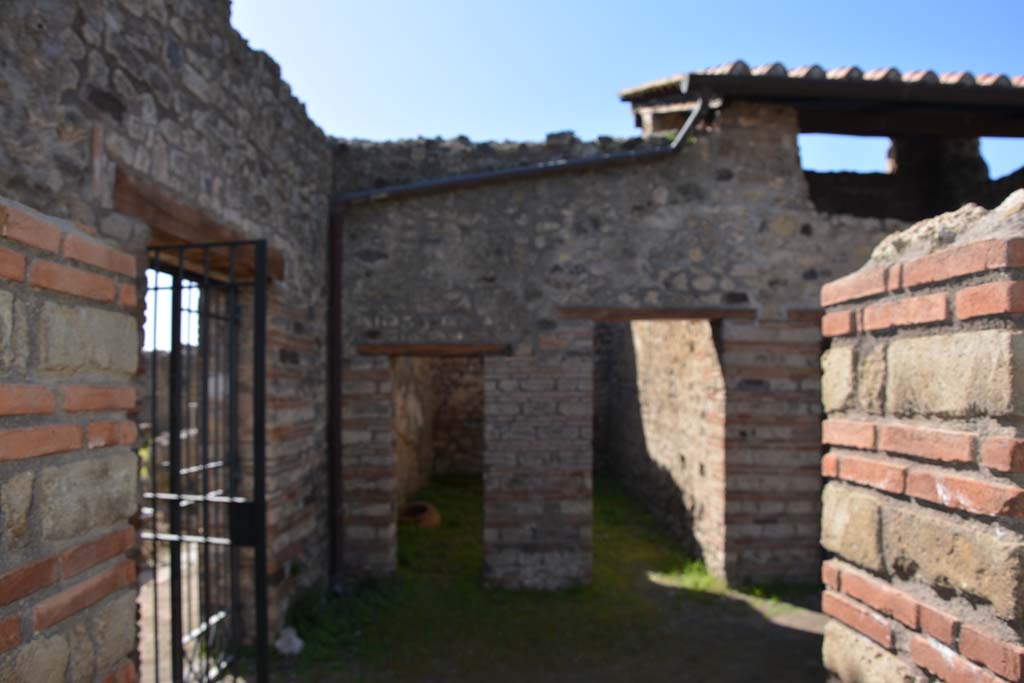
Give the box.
[283,474,816,679]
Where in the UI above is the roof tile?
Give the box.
[940,71,975,86]
[826,66,863,80]
[751,62,787,77]
[863,67,901,82]
[789,64,825,79]
[902,69,938,84]
[976,73,1011,87]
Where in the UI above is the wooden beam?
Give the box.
[357,343,511,358]
[798,108,1024,138]
[559,307,757,322]
[114,170,285,280]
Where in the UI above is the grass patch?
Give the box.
[284,474,816,679]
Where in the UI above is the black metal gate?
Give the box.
[141,241,268,683]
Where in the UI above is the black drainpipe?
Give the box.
[326,97,707,586]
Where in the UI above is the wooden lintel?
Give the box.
[559,307,757,322]
[114,170,285,280]
[357,343,512,358]
[798,108,1024,138]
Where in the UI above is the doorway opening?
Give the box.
[593,318,726,575]
[390,355,485,572]
[138,242,269,683]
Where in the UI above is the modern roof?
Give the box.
[620,61,1024,137]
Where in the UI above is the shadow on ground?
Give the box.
[271,475,826,683]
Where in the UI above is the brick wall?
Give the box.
[721,313,825,583]
[0,199,139,682]
[340,356,397,577]
[819,190,1024,683]
[483,324,593,588]
[594,320,727,574]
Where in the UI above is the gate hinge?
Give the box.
[229,501,259,547]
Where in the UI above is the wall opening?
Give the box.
[390,356,485,572]
[593,318,726,576]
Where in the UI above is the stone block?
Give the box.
[820,482,883,573]
[887,330,1024,417]
[821,347,854,412]
[856,344,886,414]
[40,302,138,375]
[882,502,1024,620]
[93,591,136,672]
[822,621,925,683]
[38,450,137,541]
[1,471,34,546]
[0,634,69,683]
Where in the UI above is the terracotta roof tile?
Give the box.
[826,66,863,80]
[619,61,1024,103]
[940,71,975,86]
[751,62,787,77]
[863,67,902,82]
[902,69,938,84]
[789,64,826,79]
[975,73,1011,87]
[701,61,750,76]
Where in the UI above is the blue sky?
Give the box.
[230,1,1023,176]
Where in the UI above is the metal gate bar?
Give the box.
[141,241,268,683]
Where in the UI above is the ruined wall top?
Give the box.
[868,189,1024,266]
[332,132,669,194]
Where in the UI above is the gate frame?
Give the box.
[142,240,269,683]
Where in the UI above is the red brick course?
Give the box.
[0,385,56,416]
[907,469,1024,517]
[0,557,59,607]
[0,424,83,462]
[0,204,62,253]
[905,239,1024,288]
[87,420,139,449]
[0,616,19,654]
[912,635,1004,683]
[33,560,135,630]
[862,292,948,331]
[29,260,117,302]
[981,438,1024,473]
[822,419,876,450]
[820,266,889,307]
[0,246,25,282]
[957,280,1024,319]
[837,453,907,494]
[839,569,918,628]
[959,625,1024,682]
[821,310,855,337]
[920,603,960,646]
[61,385,137,413]
[60,527,136,579]
[878,424,976,463]
[62,233,137,278]
[822,590,893,648]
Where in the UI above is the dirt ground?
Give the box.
[269,476,827,683]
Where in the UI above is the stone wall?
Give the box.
[432,357,484,475]
[337,101,904,586]
[391,356,485,503]
[819,190,1024,683]
[0,200,139,682]
[594,320,726,573]
[0,0,332,632]
[807,136,999,223]
[483,323,593,588]
[392,356,439,502]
